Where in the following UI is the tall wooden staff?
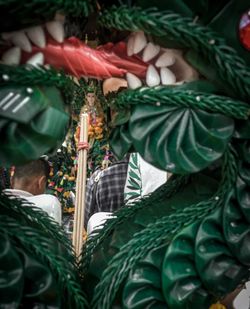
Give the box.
[72,113,89,257]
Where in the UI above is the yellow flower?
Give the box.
[94,127,103,134]
[96,134,103,140]
[63,191,70,198]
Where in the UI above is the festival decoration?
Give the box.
[0,1,90,307]
[79,1,250,309]
[0,64,73,166]
[1,0,250,308]
[47,144,76,213]
[74,80,112,175]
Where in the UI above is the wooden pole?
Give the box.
[72,113,88,257]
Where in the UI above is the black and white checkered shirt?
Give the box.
[84,159,129,229]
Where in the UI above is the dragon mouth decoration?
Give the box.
[0,20,198,87]
[1,1,250,309]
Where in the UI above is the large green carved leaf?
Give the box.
[111,104,234,174]
[0,233,23,307]
[123,245,167,309]
[195,207,248,296]
[0,85,69,166]
[162,222,212,308]
[109,123,134,159]
[223,173,250,265]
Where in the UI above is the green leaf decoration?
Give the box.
[131,152,138,167]
[124,193,141,202]
[129,162,137,170]
[111,108,131,126]
[125,153,142,203]
[195,206,248,296]
[162,222,213,308]
[127,183,140,191]
[109,123,134,159]
[111,104,234,174]
[0,192,74,264]
[16,247,60,307]
[223,180,250,265]
[0,65,75,105]
[125,191,140,197]
[0,214,88,308]
[80,175,189,276]
[99,5,250,101]
[0,233,24,307]
[0,85,69,166]
[0,0,92,32]
[88,149,237,308]
[234,119,250,139]
[128,170,141,181]
[123,245,167,309]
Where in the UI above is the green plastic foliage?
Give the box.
[80,175,190,276]
[99,5,250,101]
[0,192,74,259]
[195,206,248,296]
[223,179,250,265]
[0,212,88,308]
[0,233,24,307]
[0,85,69,166]
[162,222,213,308]
[109,123,134,158]
[88,172,224,308]
[123,244,167,309]
[111,104,234,174]
[0,231,60,307]
[0,65,75,106]
[17,248,60,307]
[136,0,230,24]
[209,0,250,67]
[0,0,92,32]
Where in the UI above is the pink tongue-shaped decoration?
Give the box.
[239,10,250,50]
[21,37,148,79]
[97,41,148,78]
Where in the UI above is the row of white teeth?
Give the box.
[126,31,177,88]
[1,27,177,88]
[1,21,64,66]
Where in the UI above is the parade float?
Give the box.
[0,0,250,308]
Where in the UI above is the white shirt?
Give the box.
[124,153,167,203]
[4,189,62,225]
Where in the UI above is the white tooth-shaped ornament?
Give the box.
[2,47,21,65]
[160,67,176,85]
[26,26,46,48]
[133,31,147,54]
[26,52,44,66]
[126,73,142,89]
[11,31,32,52]
[142,42,160,62]
[155,52,175,67]
[146,65,160,87]
[46,21,64,43]
[127,34,135,56]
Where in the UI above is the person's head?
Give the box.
[86,92,95,107]
[11,158,50,195]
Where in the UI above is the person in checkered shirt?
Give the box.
[84,155,129,229]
